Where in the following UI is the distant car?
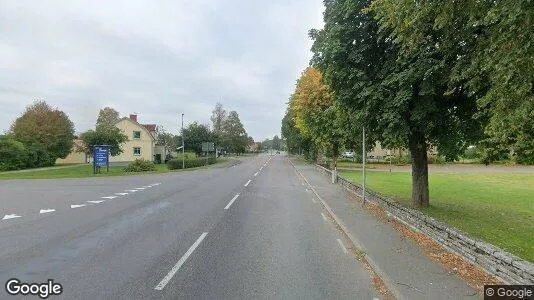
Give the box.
[342,151,355,158]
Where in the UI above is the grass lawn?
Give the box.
[341,170,534,262]
[0,159,228,180]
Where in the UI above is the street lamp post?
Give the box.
[181,113,185,169]
[362,126,366,205]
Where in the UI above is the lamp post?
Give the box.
[181,113,185,169]
[362,126,366,205]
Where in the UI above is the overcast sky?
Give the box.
[0,0,324,140]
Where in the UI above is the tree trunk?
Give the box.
[408,131,429,208]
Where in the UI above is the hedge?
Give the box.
[167,157,217,170]
[124,159,157,172]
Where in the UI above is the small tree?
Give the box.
[79,125,128,157]
[96,107,120,127]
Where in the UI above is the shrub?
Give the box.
[124,159,157,172]
[26,146,55,168]
[167,157,217,170]
[0,139,29,171]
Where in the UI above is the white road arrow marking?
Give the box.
[87,200,105,204]
[115,193,128,196]
[39,209,55,214]
[70,204,86,209]
[101,196,117,199]
[2,214,21,220]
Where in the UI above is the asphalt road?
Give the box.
[0,154,381,299]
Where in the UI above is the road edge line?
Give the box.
[287,157,403,300]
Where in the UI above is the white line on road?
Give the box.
[2,214,21,220]
[115,193,128,196]
[152,183,161,186]
[321,212,328,221]
[70,204,86,209]
[254,172,258,177]
[125,190,138,192]
[224,194,240,210]
[154,232,208,291]
[101,196,117,199]
[135,187,146,190]
[244,180,251,187]
[337,239,348,254]
[39,209,55,214]
[87,200,105,204]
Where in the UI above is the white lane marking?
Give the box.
[115,193,128,196]
[2,214,21,220]
[244,180,251,187]
[321,212,328,221]
[154,232,208,291]
[39,209,55,214]
[254,172,258,177]
[152,183,161,186]
[102,196,117,199]
[224,194,240,210]
[87,200,105,204]
[125,190,138,192]
[70,204,86,209]
[259,167,263,171]
[135,187,146,190]
[312,198,317,203]
[142,186,152,188]
[337,239,348,254]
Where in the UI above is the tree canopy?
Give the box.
[183,122,214,155]
[10,101,75,163]
[79,125,128,157]
[96,107,120,127]
[220,111,248,154]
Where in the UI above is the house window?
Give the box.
[133,131,141,139]
[133,147,141,156]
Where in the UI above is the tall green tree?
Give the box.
[10,101,75,164]
[96,107,120,127]
[310,0,485,207]
[281,107,313,157]
[369,0,534,165]
[221,111,248,154]
[183,122,214,155]
[272,135,281,151]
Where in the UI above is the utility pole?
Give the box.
[362,126,366,205]
[181,113,185,169]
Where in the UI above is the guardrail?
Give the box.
[314,164,534,284]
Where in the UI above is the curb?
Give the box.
[288,158,404,300]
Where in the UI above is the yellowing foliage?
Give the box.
[290,67,333,137]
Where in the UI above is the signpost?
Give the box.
[93,145,110,174]
[202,142,215,165]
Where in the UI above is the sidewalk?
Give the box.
[293,161,480,300]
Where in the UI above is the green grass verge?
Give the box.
[341,170,534,262]
[0,159,229,180]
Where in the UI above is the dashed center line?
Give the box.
[254,172,259,177]
[154,232,208,291]
[101,196,117,199]
[224,194,240,210]
[125,190,138,192]
[337,239,349,254]
[87,200,105,204]
[115,192,128,196]
[39,209,55,214]
[70,204,86,209]
[244,180,251,187]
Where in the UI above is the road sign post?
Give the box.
[93,145,110,174]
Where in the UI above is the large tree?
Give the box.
[10,101,75,163]
[370,0,534,165]
[281,106,313,157]
[96,107,120,127]
[183,122,214,155]
[310,0,485,207]
[221,111,248,154]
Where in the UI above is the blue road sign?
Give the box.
[93,146,109,167]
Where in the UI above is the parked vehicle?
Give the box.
[342,151,355,158]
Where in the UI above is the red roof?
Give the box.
[142,124,157,132]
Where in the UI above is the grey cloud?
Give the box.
[0,0,324,139]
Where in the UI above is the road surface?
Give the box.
[0,154,382,299]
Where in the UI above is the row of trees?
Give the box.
[282,0,533,208]
[0,101,75,171]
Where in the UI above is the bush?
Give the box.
[167,157,217,170]
[26,146,55,168]
[124,159,157,172]
[0,139,29,171]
